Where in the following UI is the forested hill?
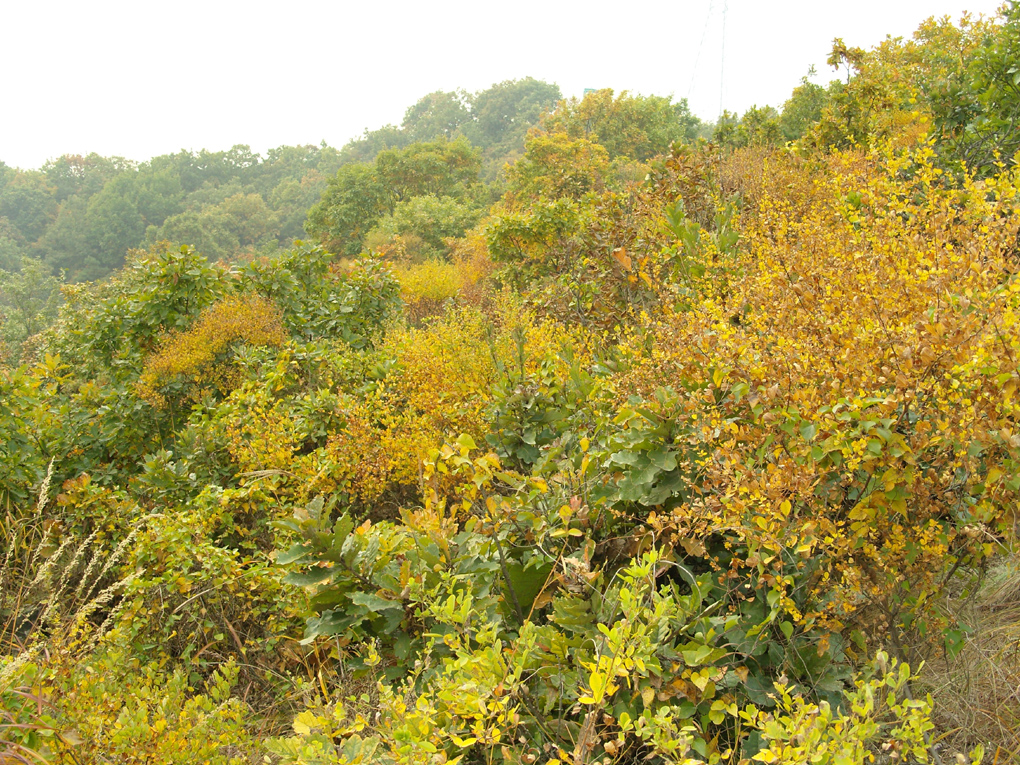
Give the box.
[3,8,1020,765]
[0,78,564,283]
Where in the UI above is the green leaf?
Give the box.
[306,495,324,520]
[504,560,554,615]
[610,450,642,467]
[350,592,403,613]
[681,643,721,666]
[308,589,346,610]
[331,514,355,549]
[276,543,311,566]
[284,567,335,587]
[647,447,678,471]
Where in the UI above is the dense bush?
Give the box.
[4,12,1020,764]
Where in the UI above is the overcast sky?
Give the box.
[1,1,1006,170]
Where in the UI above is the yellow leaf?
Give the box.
[691,670,710,691]
[58,729,84,746]
[613,247,632,272]
[641,686,655,707]
[293,711,317,736]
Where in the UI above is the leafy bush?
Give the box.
[2,649,257,764]
[136,293,287,409]
[368,194,483,258]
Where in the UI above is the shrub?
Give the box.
[136,293,287,408]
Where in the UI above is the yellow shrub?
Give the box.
[3,647,255,764]
[617,140,1020,639]
[223,388,302,473]
[136,294,287,407]
[449,229,497,307]
[488,291,601,374]
[321,304,590,507]
[393,259,461,304]
[392,231,497,321]
[323,309,496,505]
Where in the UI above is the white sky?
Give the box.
[0,0,1006,170]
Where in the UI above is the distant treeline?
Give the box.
[0,75,826,284]
[0,78,566,283]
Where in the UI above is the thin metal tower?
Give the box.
[719,0,728,119]
[687,0,715,101]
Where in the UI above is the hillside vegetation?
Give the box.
[2,8,1020,765]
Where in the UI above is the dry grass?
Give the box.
[919,556,1020,764]
[1,460,137,673]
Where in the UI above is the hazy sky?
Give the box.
[1,1,1005,170]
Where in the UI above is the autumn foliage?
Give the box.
[4,11,1020,765]
[622,141,1020,649]
[137,293,287,407]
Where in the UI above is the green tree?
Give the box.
[0,170,57,243]
[150,193,280,262]
[715,105,783,148]
[935,4,1020,171]
[81,175,146,279]
[506,130,610,202]
[308,138,481,256]
[330,78,560,179]
[542,89,701,161]
[256,144,342,197]
[132,164,186,229]
[712,110,741,147]
[270,173,330,243]
[375,136,481,201]
[338,125,410,166]
[306,163,394,256]
[401,91,470,143]
[804,15,996,155]
[367,194,483,256]
[781,74,829,140]
[36,195,90,275]
[465,78,562,165]
[0,257,61,362]
[42,153,129,203]
[0,217,26,272]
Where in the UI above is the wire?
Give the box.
[719,0,728,119]
[686,0,715,101]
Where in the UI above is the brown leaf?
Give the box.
[612,247,632,272]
